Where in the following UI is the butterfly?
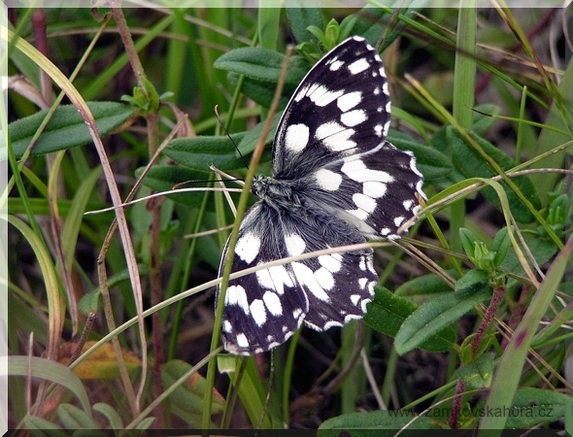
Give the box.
[217,36,424,355]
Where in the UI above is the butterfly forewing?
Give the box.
[272,37,391,180]
[217,36,425,355]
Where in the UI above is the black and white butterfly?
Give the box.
[217,36,425,355]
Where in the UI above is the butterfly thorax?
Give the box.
[251,175,304,211]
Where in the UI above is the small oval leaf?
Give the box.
[8,101,137,158]
[394,285,492,355]
[214,47,309,86]
[164,133,247,172]
[364,286,456,352]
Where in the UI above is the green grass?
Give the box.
[4,5,573,433]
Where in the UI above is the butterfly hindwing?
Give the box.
[299,141,423,240]
[220,204,309,355]
[220,198,377,355]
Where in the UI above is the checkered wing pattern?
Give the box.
[217,37,424,355]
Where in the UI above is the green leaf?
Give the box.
[394,285,492,355]
[136,165,223,210]
[459,228,496,272]
[339,8,387,49]
[93,403,124,430]
[22,415,65,434]
[318,410,438,435]
[472,104,501,136]
[394,272,457,304]
[285,3,324,44]
[214,47,309,86]
[237,113,281,157]
[492,227,511,267]
[459,227,480,260]
[161,359,225,425]
[7,101,136,158]
[447,126,541,223]
[57,403,102,430]
[364,286,456,353]
[387,130,453,182]
[163,133,247,172]
[499,233,557,277]
[455,269,490,293]
[78,289,100,314]
[228,72,292,110]
[8,356,91,414]
[429,125,467,184]
[456,352,495,390]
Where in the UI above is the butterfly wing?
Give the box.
[219,203,308,355]
[272,36,391,180]
[300,142,423,241]
[219,199,377,355]
[272,36,424,239]
[218,36,425,355]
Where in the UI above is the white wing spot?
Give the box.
[318,253,343,273]
[344,314,362,323]
[394,216,405,227]
[348,58,370,74]
[250,299,267,326]
[294,85,309,102]
[341,157,394,183]
[374,124,383,137]
[324,320,343,330]
[350,294,362,305]
[341,109,367,127]
[263,291,283,316]
[314,267,335,290]
[345,207,369,222]
[236,233,261,264]
[353,193,377,213]
[329,59,343,71]
[292,262,330,302]
[315,122,356,151]
[285,123,310,153]
[222,320,233,333]
[362,295,372,312]
[226,285,250,314]
[307,84,344,107]
[403,199,414,210]
[382,81,389,95]
[315,168,342,191]
[337,91,362,111]
[410,154,424,177]
[366,257,376,274]
[363,181,387,198]
[358,277,368,289]
[236,333,249,348]
[256,265,294,295]
[285,233,306,256]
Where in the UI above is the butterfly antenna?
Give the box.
[214,105,251,171]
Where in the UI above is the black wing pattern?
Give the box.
[217,36,424,355]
